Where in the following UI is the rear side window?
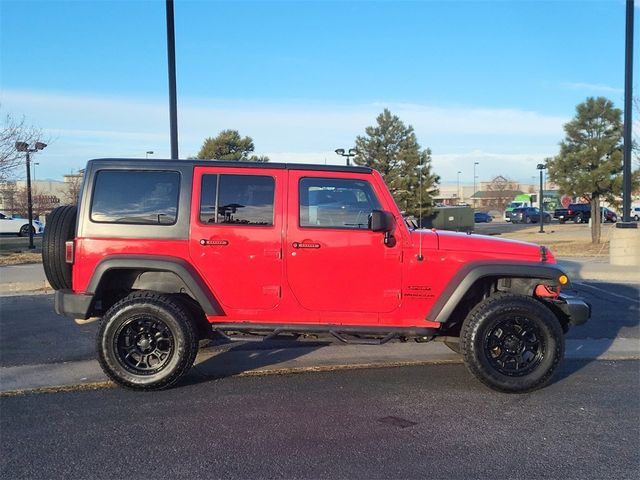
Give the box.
[90,170,180,224]
[200,174,275,226]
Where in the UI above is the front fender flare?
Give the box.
[427,262,569,324]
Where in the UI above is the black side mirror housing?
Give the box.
[369,210,395,233]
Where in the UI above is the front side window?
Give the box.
[90,170,179,224]
[200,174,275,226]
[299,177,381,229]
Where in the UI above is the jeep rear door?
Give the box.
[190,166,284,311]
[285,170,402,316]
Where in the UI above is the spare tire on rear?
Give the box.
[42,205,77,290]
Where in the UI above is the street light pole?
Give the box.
[15,141,47,249]
[473,162,479,208]
[457,171,461,205]
[537,163,546,233]
[334,148,358,166]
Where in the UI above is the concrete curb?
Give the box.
[1,338,638,395]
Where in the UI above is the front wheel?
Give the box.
[575,214,583,224]
[97,292,199,390]
[460,293,564,393]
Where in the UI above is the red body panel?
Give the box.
[71,168,552,330]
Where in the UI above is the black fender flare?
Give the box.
[427,262,570,324]
[87,255,222,315]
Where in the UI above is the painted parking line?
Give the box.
[575,282,640,304]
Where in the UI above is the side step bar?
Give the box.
[210,323,439,345]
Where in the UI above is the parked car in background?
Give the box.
[629,207,640,221]
[0,212,44,236]
[554,204,617,223]
[601,208,617,223]
[508,207,551,224]
[474,211,492,223]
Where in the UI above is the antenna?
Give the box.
[417,157,424,261]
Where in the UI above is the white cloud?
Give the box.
[1,89,567,183]
[561,82,624,94]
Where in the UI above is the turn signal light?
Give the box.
[559,275,568,285]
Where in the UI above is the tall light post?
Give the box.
[473,162,479,209]
[457,171,462,205]
[146,151,154,159]
[335,148,358,166]
[537,163,546,233]
[15,141,47,249]
[32,162,40,183]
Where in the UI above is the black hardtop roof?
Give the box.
[88,158,373,174]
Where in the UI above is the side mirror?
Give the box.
[369,210,394,232]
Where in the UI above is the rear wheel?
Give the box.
[97,292,199,391]
[575,214,584,224]
[460,293,564,393]
[18,224,34,237]
[42,205,77,290]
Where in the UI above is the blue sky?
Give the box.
[1,0,636,185]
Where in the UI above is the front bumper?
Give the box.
[554,294,591,326]
[55,290,94,320]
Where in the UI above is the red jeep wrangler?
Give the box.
[43,159,589,392]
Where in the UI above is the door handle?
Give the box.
[292,241,320,249]
[200,239,229,246]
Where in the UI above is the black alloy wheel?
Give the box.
[460,293,564,393]
[97,291,199,390]
[115,316,175,375]
[483,315,543,376]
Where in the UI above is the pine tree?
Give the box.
[547,97,626,244]
[196,130,269,162]
[353,109,439,217]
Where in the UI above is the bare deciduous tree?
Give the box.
[14,185,60,219]
[62,174,83,205]
[0,109,46,181]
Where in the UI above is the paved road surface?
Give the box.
[1,360,638,479]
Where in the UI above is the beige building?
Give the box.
[0,172,83,218]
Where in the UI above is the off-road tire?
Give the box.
[42,205,77,290]
[460,293,564,393]
[97,291,199,391]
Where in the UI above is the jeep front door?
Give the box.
[285,171,402,316]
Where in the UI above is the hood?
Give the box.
[434,230,544,260]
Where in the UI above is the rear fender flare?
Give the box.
[87,256,222,315]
